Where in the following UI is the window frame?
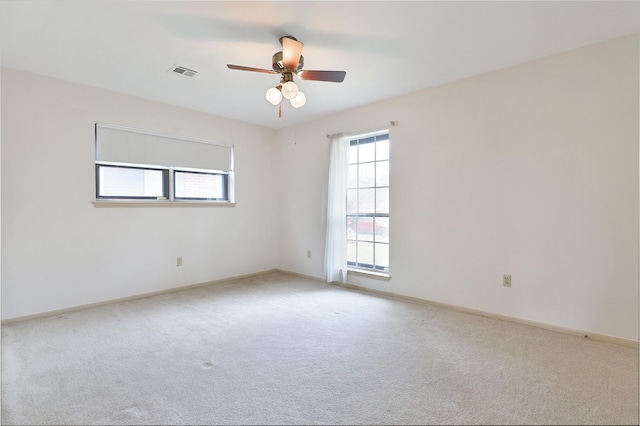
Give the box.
[95,162,170,200]
[95,161,232,203]
[346,131,390,275]
[173,169,229,201]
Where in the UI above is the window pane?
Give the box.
[174,171,225,200]
[376,161,389,187]
[347,189,358,214]
[347,240,357,264]
[98,166,165,198]
[375,243,389,269]
[359,142,375,163]
[358,163,375,188]
[375,217,389,243]
[358,188,375,213]
[358,217,374,242]
[347,164,358,188]
[347,216,357,239]
[376,139,390,161]
[348,144,358,164]
[376,188,389,214]
[357,241,374,266]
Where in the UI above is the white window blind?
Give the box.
[95,123,233,172]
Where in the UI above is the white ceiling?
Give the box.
[1,1,639,129]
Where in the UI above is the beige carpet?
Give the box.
[1,271,637,425]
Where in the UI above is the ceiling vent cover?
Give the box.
[172,65,198,77]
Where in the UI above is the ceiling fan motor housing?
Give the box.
[272,51,304,74]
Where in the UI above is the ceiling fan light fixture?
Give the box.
[281,81,299,100]
[266,86,282,105]
[227,35,346,119]
[290,91,306,108]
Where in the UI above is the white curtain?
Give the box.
[324,135,349,283]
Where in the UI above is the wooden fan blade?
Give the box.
[227,64,277,74]
[282,36,304,70]
[298,70,346,83]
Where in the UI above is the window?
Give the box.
[96,164,167,199]
[174,170,228,201]
[346,131,389,273]
[94,123,234,203]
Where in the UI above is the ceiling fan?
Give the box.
[227,36,346,119]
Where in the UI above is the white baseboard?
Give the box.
[1,269,279,324]
[4,269,638,349]
[333,280,639,349]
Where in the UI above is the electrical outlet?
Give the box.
[503,274,511,287]
[307,250,311,258]
[177,257,183,267]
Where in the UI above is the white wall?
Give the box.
[276,34,639,342]
[1,67,278,319]
[2,34,638,342]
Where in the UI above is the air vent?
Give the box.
[171,65,198,77]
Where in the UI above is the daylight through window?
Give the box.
[346,131,389,273]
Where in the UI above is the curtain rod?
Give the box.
[326,132,347,139]
[325,121,398,139]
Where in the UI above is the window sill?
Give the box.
[348,268,391,281]
[93,200,236,207]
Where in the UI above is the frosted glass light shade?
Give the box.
[266,87,282,105]
[290,91,306,108]
[281,81,299,100]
